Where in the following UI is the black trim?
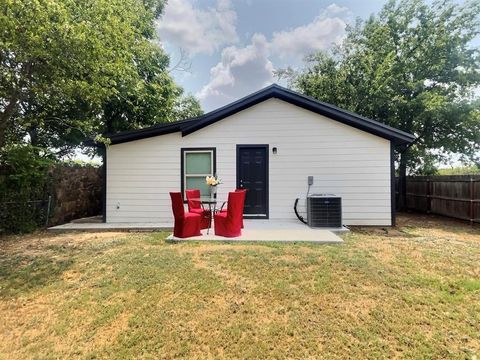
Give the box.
[86,84,415,146]
[236,144,269,219]
[390,142,396,227]
[102,146,107,223]
[180,147,217,199]
[83,117,200,147]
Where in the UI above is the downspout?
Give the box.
[101,145,107,223]
[391,142,396,227]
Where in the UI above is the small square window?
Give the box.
[182,148,216,197]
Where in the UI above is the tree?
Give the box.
[98,1,203,138]
[277,0,480,209]
[0,0,203,157]
[1,0,139,150]
[100,46,202,136]
[172,94,204,121]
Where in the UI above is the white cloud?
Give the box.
[197,34,274,110]
[194,3,352,110]
[156,0,238,55]
[324,3,351,15]
[271,3,351,58]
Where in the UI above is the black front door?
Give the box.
[237,145,269,218]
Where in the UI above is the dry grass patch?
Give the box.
[0,213,479,359]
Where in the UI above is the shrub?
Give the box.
[437,165,480,175]
[61,159,101,168]
[0,145,55,234]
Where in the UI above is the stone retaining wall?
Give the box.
[49,165,103,225]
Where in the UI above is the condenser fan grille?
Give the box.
[307,194,342,228]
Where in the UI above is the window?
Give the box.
[181,148,216,197]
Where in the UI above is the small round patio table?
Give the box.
[190,197,226,234]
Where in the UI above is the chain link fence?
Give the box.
[0,196,52,235]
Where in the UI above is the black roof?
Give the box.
[96,84,415,146]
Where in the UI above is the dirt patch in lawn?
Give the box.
[0,214,479,359]
[0,292,60,355]
[0,231,126,255]
[92,311,131,348]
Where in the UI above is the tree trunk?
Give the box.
[29,126,38,147]
[0,120,7,151]
[1,63,30,150]
[0,96,19,150]
[397,149,409,211]
[105,115,113,134]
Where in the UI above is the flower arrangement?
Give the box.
[206,175,221,186]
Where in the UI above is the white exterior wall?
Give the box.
[107,99,392,225]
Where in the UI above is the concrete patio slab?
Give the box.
[48,222,172,232]
[166,228,343,243]
[243,219,349,234]
[48,219,346,243]
[167,219,345,243]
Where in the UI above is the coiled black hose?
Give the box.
[294,198,307,224]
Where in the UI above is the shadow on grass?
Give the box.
[0,253,74,298]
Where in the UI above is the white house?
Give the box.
[101,85,414,226]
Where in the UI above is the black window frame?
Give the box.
[180,147,217,198]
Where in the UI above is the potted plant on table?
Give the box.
[206,175,221,198]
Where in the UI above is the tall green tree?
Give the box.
[1,0,139,150]
[99,0,203,137]
[171,94,204,121]
[101,46,202,136]
[278,0,480,209]
[0,0,202,156]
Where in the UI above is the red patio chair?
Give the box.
[170,192,202,238]
[219,189,246,228]
[214,190,246,237]
[186,189,210,229]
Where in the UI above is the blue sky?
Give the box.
[156,0,478,112]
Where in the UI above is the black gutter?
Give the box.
[390,142,396,227]
[105,118,199,145]
[83,117,200,147]
[101,145,107,223]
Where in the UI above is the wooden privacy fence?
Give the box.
[402,175,480,224]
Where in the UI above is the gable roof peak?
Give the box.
[96,84,415,146]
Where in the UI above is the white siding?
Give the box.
[107,99,392,225]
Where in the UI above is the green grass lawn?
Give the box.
[1,214,479,359]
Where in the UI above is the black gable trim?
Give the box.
[181,84,414,145]
[89,84,415,146]
[181,86,278,137]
